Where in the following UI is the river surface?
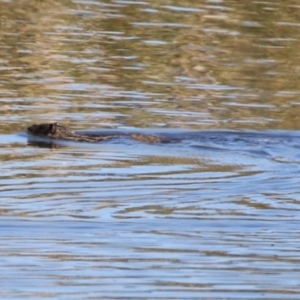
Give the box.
[1,0,300,299]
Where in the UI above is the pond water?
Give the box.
[1,0,300,298]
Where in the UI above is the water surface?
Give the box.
[1,0,300,299]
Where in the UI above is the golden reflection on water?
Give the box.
[1,0,300,131]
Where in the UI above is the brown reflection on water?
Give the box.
[166,1,300,129]
[1,1,300,131]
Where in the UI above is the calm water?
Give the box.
[1,0,300,299]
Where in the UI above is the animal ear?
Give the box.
[50,122,58,134]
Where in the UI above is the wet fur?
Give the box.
[27,122,168,143]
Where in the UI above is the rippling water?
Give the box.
[1,0,300,299]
